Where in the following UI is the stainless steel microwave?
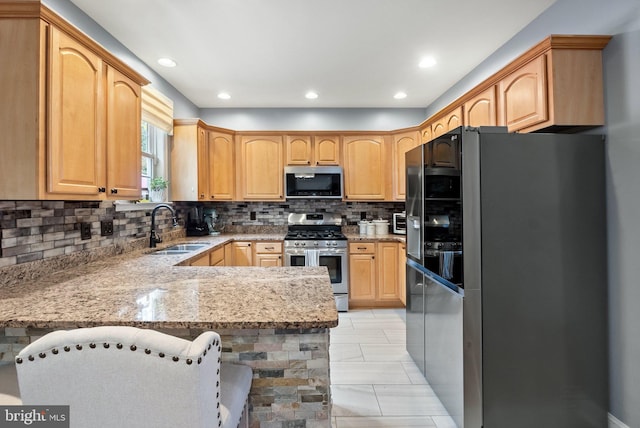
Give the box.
[284,166,343,199]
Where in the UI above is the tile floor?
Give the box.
[330,308,456,428]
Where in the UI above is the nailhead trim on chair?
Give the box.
[15,339,221,368]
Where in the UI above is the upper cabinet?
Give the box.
[0,4,148,200]
[237,134,284,201]
[391,131,420,200]
[419,124,433,144]
[343,135,388,201]
[497,55,548,131]
[464,86,497,127]
[432,107,463,139]
[207,130,235,200]
[171,121,235,201]
[285,134,340,165]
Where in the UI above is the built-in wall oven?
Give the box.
[283,213,349,311]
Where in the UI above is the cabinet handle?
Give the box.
[265,246,275,250]
[110,188,118,194]
[357,247,367,250]
[98,187,106,193]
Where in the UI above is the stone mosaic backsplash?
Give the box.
[0,199,405,270]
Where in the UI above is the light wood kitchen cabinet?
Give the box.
[498,42,609,132]
[392,130,420,200]
[343,135,388,200]
[209,246,225,266]
[464,86,497,127]
[106,67,142,199]
[224,242,233,266]
[420,124,433,144]
[171,122,235,201]
[498,55,547,132]
[432,107,463,138]
[349,241,403,308]
[231,242,253,266]
[285,135,340,166]
[349,243,377,303]
[377,242,400,301]
[313,135,341,165]
[0,8,148,200]
[253,241,283,267]
[189,252,210,267]
[207,130,235,200]
[237,135,284,201]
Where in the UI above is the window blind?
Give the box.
[141,86,174,135]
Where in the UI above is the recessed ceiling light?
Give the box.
[305,91,318,100]
[157,57,177,68]
[217,92,231,100]
[394,92,407,100]
[419,56,437,69]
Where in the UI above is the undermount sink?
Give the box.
[151,243,209,255]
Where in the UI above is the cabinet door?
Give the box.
[343,135,387,200]
[349,253,376,301]
[255,254,282,267]
[392,131,420,200]
[377,242,399,300]
[464,86,497,127]
[432,107,463,138]
[238,135,283,200]
[285,135,312,165]
[232,242,252,266]
[197,126,208,200]
[420,124,433,144]
[313,135,340,165]
[223,242,233,266]
[208,130,234,200]
[48,27,104,196]
[106,67,141,199]
[498,55,548,131]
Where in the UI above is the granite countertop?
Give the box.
[0,234,338,330]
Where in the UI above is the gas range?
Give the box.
[284,213,347,249]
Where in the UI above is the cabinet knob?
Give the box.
[110,188,118,194]
[98,187,106,193]
[307,160,311,165]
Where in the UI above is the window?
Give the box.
[141,121,169,201]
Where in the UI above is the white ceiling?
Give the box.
[70,0,556,108]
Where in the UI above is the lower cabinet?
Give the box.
[349,241,403,308]
[398,243,407,305]
[209,246,225,266]
[231,241,253,266]
[253,242,283,267]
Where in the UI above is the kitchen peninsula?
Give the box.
[0,236,338,428]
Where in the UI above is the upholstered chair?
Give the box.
[15,326,252,428]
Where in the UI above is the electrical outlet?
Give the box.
[101,220,114,236]
[250,211,256,221]
[80,222,91,240]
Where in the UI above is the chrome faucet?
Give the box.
[150,204,179,248]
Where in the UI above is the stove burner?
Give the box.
[285,230,346,240]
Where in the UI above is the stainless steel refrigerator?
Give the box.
[405,127,608,428]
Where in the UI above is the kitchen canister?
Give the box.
[358,220,369,235]
[366,222,376,236]
[372,219,389,235]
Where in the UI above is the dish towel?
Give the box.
[304,249,320,267]
[440,251,454,280]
